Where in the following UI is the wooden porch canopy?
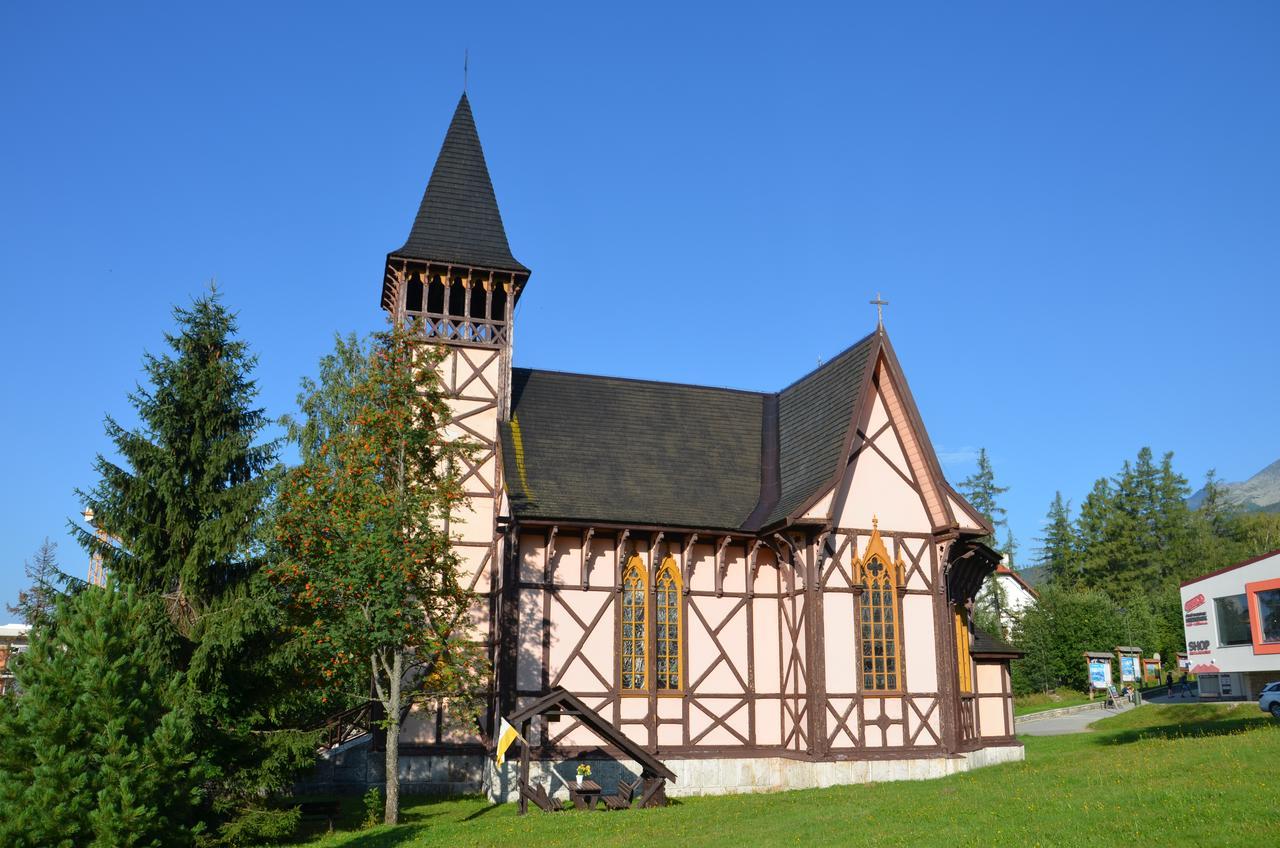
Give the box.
[946,539,1001,605]
[507,687,676,814]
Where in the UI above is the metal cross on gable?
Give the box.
[870,292,889,329]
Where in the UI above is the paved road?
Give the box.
[1017,703,1134,736]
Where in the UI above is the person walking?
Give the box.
[1166,671,1174,698]
[1179,672,1190,698]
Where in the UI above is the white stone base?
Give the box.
[483,744,1025,802]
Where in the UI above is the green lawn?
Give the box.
[281,704,1278,847]
[1013,689,1096,716]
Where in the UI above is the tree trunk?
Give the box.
[384,650,402,825]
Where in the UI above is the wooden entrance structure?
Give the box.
[507,687,677,814]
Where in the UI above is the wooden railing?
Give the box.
[405,311,507,347]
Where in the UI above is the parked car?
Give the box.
[1261,681,1280,718]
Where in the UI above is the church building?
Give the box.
[364,93,1022,799]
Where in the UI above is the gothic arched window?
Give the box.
[860,554,901,691]
[655,557,683,691]
[621,555,648,691]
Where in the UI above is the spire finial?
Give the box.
[463,48,469,93]
[870,292,888,331]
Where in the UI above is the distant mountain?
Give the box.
[1188,458,1280,513]
[1016,562,1050,589]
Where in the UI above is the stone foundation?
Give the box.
[483,744,1025,802]
[299,740,1024,800]
[297,738,486,797]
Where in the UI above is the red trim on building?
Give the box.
[1245,576,1280,656]
[1180,548,1280,588]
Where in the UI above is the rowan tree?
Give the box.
[273,320,488,825]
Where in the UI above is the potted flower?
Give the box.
[575,763,592,787]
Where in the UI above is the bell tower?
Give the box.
[382,93,528,741]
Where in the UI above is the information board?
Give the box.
[1088,659,1111,690]
[1120,655,1137,682]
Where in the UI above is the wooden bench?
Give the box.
[602,778,641,810]
[519,781,558,813]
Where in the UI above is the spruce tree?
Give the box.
[959,448,1009,548]
[1074,477,1114,588]
[0,583,206,847]
[1036,492,1076,586]
[73,290,318,841]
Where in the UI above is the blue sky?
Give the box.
[2,3,1278,608]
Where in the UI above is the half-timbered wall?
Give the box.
[974,660,1014,740]
[510,532,816,756]
[401,340,506,746]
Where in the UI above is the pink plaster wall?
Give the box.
[902,594,938,692]
[978,695,1006,737]
[752,594,781,695]
[823,592,858,692]
[975,661,1004,696]
[835,444,932,532]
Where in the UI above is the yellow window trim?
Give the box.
[655,556,683,692]
[956,606,973,694]
[620,554,649,692]
[857,518,904,694]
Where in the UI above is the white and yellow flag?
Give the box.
[495,717,523,766]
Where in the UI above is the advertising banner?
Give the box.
[1088,659,1111,690]
[1120,655,1137,682]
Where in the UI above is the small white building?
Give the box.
[1180,549,1280,701]
[0,623,31,696]
[977,563,1038,637]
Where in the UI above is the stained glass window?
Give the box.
[621,556,647,691]
[655,557,682,690]
[859,556,900,691]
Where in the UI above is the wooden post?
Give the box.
[581,527,595,591]
[518,719,532,815]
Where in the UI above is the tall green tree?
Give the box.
[7,538,64,629]
[1036,492,1076,586]
[0,583,206,847]
[273,322,488,825]
[72,290,318,842]
[959,448,1009,548]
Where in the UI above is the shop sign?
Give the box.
[1184,594,1205,612]
[1185,611,1208,627]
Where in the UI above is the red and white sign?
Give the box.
[1184,593,1205,612]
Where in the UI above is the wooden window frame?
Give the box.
[620,554,649,693]
[654,555,684,693]
[955,606,974,694]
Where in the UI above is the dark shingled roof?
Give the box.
[392,94,528,273]
[972,627,1023,657]
[763,336,875,526]
[501,369,765,530]
[500,334,878,532]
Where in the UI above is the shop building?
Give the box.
[1180,549,1280,701]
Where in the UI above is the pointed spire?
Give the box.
[392,94,528,273]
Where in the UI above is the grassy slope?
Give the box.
[288,704,1278,848]
[1013,689,1096,716]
